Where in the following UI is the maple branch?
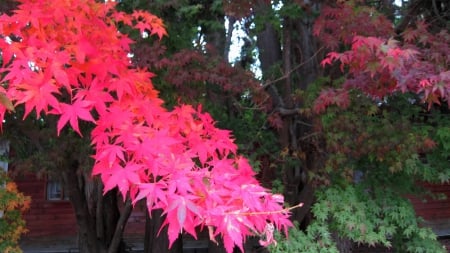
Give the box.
[225,202,304,216]
[431,0,447,24]
[275,108,313,124]
[276,107,299,116]
[395,0,422,34]
[299,132,320,141]
[261,46,324,89]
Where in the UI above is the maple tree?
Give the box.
[0,1,293,253]
[314,2,449,111]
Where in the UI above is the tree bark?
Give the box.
[107,196,133,253]
[63,161,101,253]
[144,209,182,253]
[62,137,129,253]
[208,237,227,253]
[103,189,121,248]
[96,180,105,241]
[255,0,323,228]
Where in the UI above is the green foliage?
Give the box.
[0,171,30,253]
[252,4,281,34]
[314,185,444,252]
[419,107,450,183]
[301,88,450,252]
[267,77,450,251]
[270,221,339,253]
[204,96,280,174]
[277,2,305,19]
[272,184,445,253]
[318,91,449,185]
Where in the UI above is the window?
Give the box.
[46,179,69,201]
[0,139,9,173]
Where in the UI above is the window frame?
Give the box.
[45,177,69,201]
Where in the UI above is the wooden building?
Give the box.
[13,172,147,238]
[14,173,78,237]
[410,182,450,237]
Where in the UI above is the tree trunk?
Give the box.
[255,0,323,227]
[333,232,354,253]
[144,209,182,253]
[107,196,133,253]
[62,138,130,253]
[208,237,241,253]
[63,161,102,253]
[208,237,227,253]
[282,1,322,225]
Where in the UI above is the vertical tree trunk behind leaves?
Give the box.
[208,237,227,253]
[283,5,320,225]
[107,196,133,253]
[255,0,323,229]
[64,164,131,253]
[144,209,182,253]
[201,1,226,57]
[270,0,350,250]
[61,135,130,253]
[63,160,101,253]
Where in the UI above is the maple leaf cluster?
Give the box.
[313,1,394,50]
[313,1,450,112]
[0,0,292,251]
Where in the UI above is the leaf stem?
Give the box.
[226,202,304,216]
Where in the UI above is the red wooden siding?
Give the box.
[14,172,146,238]
[124,209,146,235]
[409,182,450,221]
[14,173,77,237]
[14,170,450,242]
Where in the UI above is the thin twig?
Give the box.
[225,202,304,216]
[431,0,447,24]
[261,46,324,89]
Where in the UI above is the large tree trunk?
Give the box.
[62,136,130,253]
[144,209,182,253]
[107,196,133,253]
[282,8,320,223]
[63,160,102,253]
[255,0,323,228]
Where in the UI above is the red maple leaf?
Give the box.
[56,100,95,135]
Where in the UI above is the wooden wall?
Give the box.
[14,172,146,238]
[14,172,450,240]
[14,173,77,237]
[410,182,450,221]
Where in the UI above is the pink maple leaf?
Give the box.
[56,99,95,135]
